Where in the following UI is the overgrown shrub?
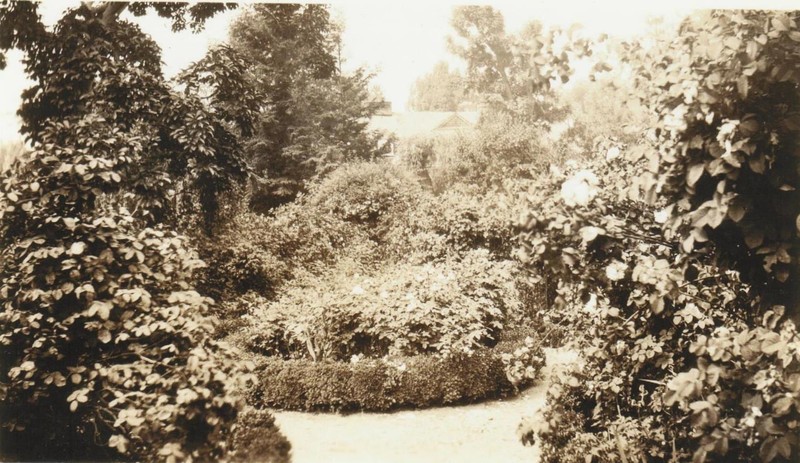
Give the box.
[519,12,800,461]
[305,161,423,241]
[385,185,517,261]
[201,239,289,301]
[0,4,268,460]
[241,250,521,360]
[202,202,374,300]
[427,114,559,192]
[0,119,252,462]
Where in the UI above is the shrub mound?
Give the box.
[229,408,291,463]
[248,349,513,412]
[239,250,520,361]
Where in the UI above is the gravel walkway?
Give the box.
[273,348,578,463]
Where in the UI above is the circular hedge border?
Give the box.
[247,347,524,413]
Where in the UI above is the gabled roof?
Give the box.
[368,111,479,139]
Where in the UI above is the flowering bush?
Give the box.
[202,203,373,301]
[0,4,268,460]
[559,169,599,207]
[240,250,521,361]
[518,10,800,463]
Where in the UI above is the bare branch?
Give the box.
[101,2,128,27]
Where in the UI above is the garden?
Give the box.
[0,3,798,463]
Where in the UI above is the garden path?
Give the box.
[272,348,578,463]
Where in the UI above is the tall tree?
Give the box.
[448,6,514,101]
[228,4,382,212]
[448,6,588,123]
[228,3,338,167]
[407,61,468,111]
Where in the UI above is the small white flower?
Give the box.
[605,146,621,161]
[351,285,365,295]
[560,169,599,207]
[605,261,628,281]
[583,293,598,313]
[743,407,762,427]
[683,82,698,104]
[654,208,670,224]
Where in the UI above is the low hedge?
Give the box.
[248,348,514,412]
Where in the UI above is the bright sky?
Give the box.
[0,0,796,143]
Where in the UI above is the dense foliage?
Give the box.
[240,250,519,361]
[519,10,800,463]
[423,114,561,192]
[8,4,797,462]
[206,156,548,411]
[246,325,544,413]
[228,4,384,212]
[388,186,515,259]
[249,349,512,413]
[304,162,422,240]
[228,408,291,463]
[0,2,288,461]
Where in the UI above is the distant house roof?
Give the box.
[368,111,480,139]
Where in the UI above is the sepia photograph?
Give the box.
[0,1,798,462]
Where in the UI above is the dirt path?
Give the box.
[272,348,577,463]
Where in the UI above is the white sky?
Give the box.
[1,0,798,143]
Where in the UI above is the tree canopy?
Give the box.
[228,4,383,212]
[407,61,469,112]
[447,6,591,123]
